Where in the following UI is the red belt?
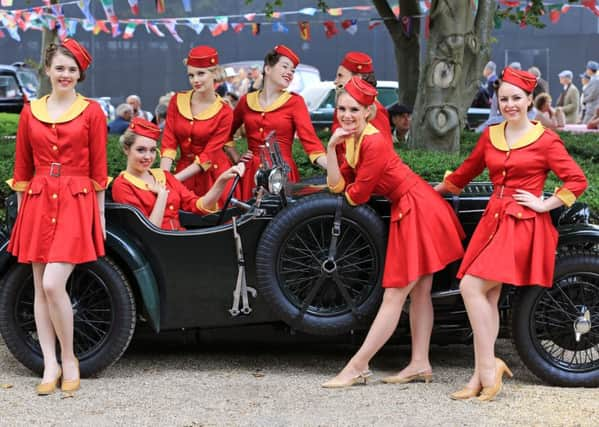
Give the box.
[493,185,541,199]
[36,163,88,177]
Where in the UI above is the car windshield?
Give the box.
[377,87,399,107]
[16,69,39,98]
[0,75,20,99]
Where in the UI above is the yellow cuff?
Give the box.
[555,187,576,207]
[327,176,346,193]
[309,151,326,164]
[225,140,236,148]
[197,197,219,214]
[92,177,113,191]
[6,179,29,191]
[443,178,462,195]
[161,148,177,160]
[194,156,212,172]
[345,192,358,206]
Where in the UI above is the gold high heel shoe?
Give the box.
[36,368,62,396]
[382,370,433,384]
[450,385,482,400]
[477,358,513,402]
[321,370,373,388]
[61,359,80,393]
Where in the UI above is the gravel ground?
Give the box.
[1,334,598,427]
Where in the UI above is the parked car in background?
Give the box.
[221,61,321,95]
[0,63,39,114]
[303,80,490,131]
[90,97,116,122]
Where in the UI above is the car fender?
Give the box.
[0,238,14,279]
[557,223,599,247]
[106,227,160,333]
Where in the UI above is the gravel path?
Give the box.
[1,335,597,426]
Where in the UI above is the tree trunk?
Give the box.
[373,0,421,108]
[411,0,496,152]
[38,0,59,97]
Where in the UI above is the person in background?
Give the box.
[126,94,153,122]
[436,67,587,402]
[237,67,250,97]
[112,118,244,230]
[247,64,262,93]
[216,67,238,97]
[581,61,599,124]
[528,66,549,99]
[154,102,167,130]
[533,93,565,130]
[579,72,591,122]
[388,103,412,145]
[159,45,237,207]
[321,77,464,389]
[225,44,326,200]
[556,70,580,124]
[483,61,498,100]
[223,91,239,108]
[8,38,108,395]
[108,103,133,135]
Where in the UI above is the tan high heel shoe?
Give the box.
[450,385,482,400]
[61,359,80,393]
[382,370,433,384]
[36,368,62,396]
[477,358,513,402]
[321,370,373,388]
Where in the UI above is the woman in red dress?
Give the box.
[226,44,327,200]
[321,77,465,388]
[159,45,236,206]
[113,118,244,230]
[436,67,587,401]
[7,39,107,395]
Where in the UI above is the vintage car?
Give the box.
[0,141,597,387]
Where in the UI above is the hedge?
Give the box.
[1,113,598,214]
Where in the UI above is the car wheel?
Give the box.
[0,257,136,377]
[256,193,386,335]
[511,250,599,386]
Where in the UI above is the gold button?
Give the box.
[83,188,88,194]
[28,189,32,195]
[169,205,174,210]
[188,137,192,142]
[259,127,263,132]
[189,121,193,125]
[51,218,56,224]
[213,164,218,169]
[494,213,499,219]
[517,212,522,218]
[51,124,55,129]
[52,145,58,151]
[489,234,494,240]
[52,193,57,199]
[399,212,403,219]
[502,170,506,176]
[261,112,265,117]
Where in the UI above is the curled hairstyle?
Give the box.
[119,129,137,150]
[335,87,376,121]
[44,43,86,82]
[534,93,552,111]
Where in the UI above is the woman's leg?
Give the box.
[41,262,78,381]
[459,275,502,388]
[324,278,420,383]
[392,274,434,376]
[32,263,61,383]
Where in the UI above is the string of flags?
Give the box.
[0,1,596,42]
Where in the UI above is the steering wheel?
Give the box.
[216,174,241,225]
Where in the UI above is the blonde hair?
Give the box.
[119,129,136,150]
[335,88,376,121]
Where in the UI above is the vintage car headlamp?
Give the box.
[268,168,284,194]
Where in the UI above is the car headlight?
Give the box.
[268,168,284,194]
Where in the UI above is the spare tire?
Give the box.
[256,193,386,335]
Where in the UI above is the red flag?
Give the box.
[298,21,310,41]
[251,23,260,36]
[323,21,338,38]
[156,0,165,14]
[233,23,244,33]
[368,20,382,30]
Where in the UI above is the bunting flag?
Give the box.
[214,15,228,32]
[146,22,164,37]
[499,0,520,6]
[328,8,343,17]
[66,18,78,36]
[548,5,561,23]
[271,12,281,19]
[0,28,4,38]
[164,19,182,42]
[400,16,413,37]
[185,17,203,35]
[51,4,67,40]
[251,22,260,36]
[122,21,137,39]
[77,0,95,24]
[1,0,13,6]
[299,8,317,16]
[368,19,382,30]
[127,0,139,15]
[100,0,117,24]
[298,21,310,40]
[272,22,288,33]
[244,13,256,21]
[341,19,357,35]
[232,22,244,33]
[156,0,165,14]
[392,6,400,17]
[209,22,225,36]
[323,20,337,38]
[582,0,599,16]
[181,0,191,13]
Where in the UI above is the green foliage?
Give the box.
[0,114,20,137]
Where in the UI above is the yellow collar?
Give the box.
[120,168,166,190]
[345,123,379,168]
[176,90,224,120]
[246,90,292,112]
[30,93,89,124]
[489,121,545,151]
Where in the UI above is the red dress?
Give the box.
[161,91,235,206]
[329,124,465,288]
[230,91,326,200]
[444,122,587,287]
[111,169,213,231]
[7,95,108,264]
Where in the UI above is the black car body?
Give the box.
[0,64,39,114]
[0,153,598,387]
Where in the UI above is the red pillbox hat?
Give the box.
[274,44,299,67]
[129,117,161,141]
[501,67,537,93]
[344,76,377,106]
[341,51,373,74]
[186,45,219,68]
[61,38,92,72]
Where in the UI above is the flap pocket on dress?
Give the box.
[391,198,411,222]
[26,181,43,196]
[68,180,91,196]
[505,203,536,220]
